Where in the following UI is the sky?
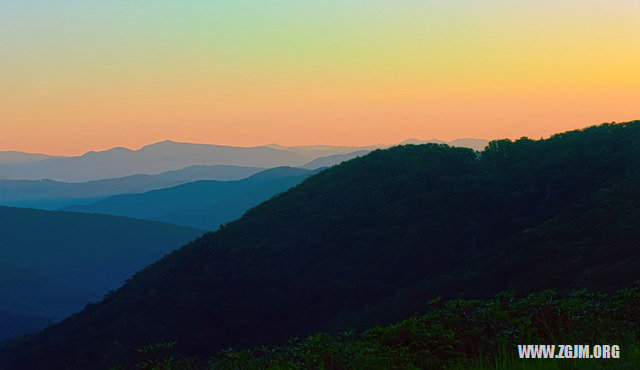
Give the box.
[1,1,639,155]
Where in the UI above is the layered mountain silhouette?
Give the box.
[0,165,264,210]
[63,167,319,229]
[0,207,203,340]
[264,144,377,158]
[1,122,637,369]
[0,142,303,182]
[0,151,60,165]
[301,150,370,170]
[0,139,488,182]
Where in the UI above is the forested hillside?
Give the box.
[2,122,640,369]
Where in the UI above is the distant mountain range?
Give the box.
[0,206,203,340]
[0,165,264,210]
[0,151,63,165]
[63,167,319,230]
[0,142,305,182]
[0,139,488,182]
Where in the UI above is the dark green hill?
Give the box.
[3,121,640,369]
[63,167,317,229]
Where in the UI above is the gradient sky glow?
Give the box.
[1,1,639,155]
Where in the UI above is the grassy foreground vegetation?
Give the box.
[132,285,640,369]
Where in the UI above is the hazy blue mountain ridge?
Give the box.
[63,167,320,230]
[0,165,264,210]
[0,206,203,339]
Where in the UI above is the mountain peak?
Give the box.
[81,147,132,157]
[141,140,182,149]
[262,143,286,149]
[156,139,177,145]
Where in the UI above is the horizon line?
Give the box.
[0,137,493,158]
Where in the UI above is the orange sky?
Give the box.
[1,1,639,155]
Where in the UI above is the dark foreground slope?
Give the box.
[63,167,317,229]
[3,122,640,369]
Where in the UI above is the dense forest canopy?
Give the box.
[2,121,640,369]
